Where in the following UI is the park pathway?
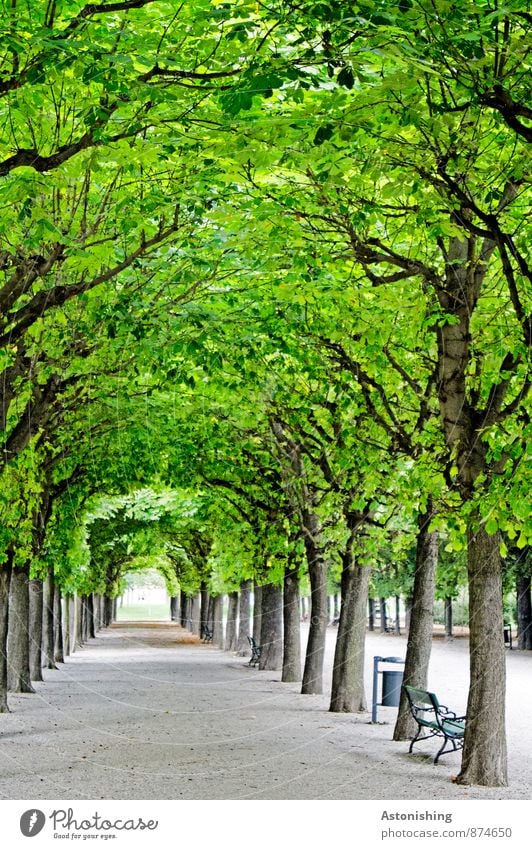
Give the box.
[0,622,530,800]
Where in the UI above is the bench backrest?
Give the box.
[403,685,441,721]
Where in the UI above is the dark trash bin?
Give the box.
[381,669,403,706]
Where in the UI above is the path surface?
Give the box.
[1,622,530,800]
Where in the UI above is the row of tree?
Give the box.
[1,0,530,788]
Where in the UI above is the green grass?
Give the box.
[117,603,171,622]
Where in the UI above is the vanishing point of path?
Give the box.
[1,622,530,800]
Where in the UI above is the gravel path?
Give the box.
[1,621,530,800]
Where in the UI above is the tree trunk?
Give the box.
[327,595,332,622]
[82,595,89,642]
[200,583,209,637]
[7,563,35,692]
[42,570,58,669]
[29,578,44,681]
[180,595,189,629]
[190,593,201,636]
[379,597,387,633]
[259,582,282,671]
[64,594,71,656]
[170,595,179,622]
[301,522,328,695]
[253,583,262,643]
[88,594,96,639]
[456,524,507,786]
[333,593,340,619]
[368,598,375,631]
[237,579,251,654]
[444,596,454,641]
[393,511,438,739]
[213,595,224,649]
[404,595,413,631]
[516,573,532,650]
[103,595,113,628]
[112,597,117,621]
[76,595,84,644]
[394,596,401,635]
[54,584,65,662]
[0,564,11,712]
[330,550,371,713]
[300,596,307,619]
[282,562,301,682]
[225,591,238,651]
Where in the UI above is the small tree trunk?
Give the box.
[444,596,454,641]
[259,582,282,671]
[64,595,71,656]
[54,584,65,662]
[253,583,262,643]
[333,594,340,619]
[282,562,301,682]
[82,595,89,642]
[42,570,58,669]
[456,524,507,786]
[213,595,224,648]
[404,595,414,631]
[327,595,332,622]
[393,512,438,740]
[225,592,238,651]
[190,593,201,636]
[379,597,387,633]
[29,578,44,681]
[112,597,117,621]
[180,595,189,629]
[88,594,96,639]
[237,579,251,654]
[301,527,328,695]
[170,595,179,622]
[0,564,11,712]
[394,596,401,635]
[200,583,209,637]
[516,572,532,650]
[368,598,375,631]
[76,595,85,644]
[330,551,371,713]
[8,563,35,692]
[300,596,307,619]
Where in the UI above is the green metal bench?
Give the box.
[247,635,261,667]
[403,685,466,764]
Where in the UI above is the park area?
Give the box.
[1,617,531,800]
[0,0,531,802]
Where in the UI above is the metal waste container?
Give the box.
[381,669,403,706]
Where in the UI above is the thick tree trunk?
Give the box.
[253,584,262,643]
[456,524,507,786]
[170,595,178,622]
[54,584,65,662]
[42,570,57,669]
[393,512,438,739]
[29,578,44,681]
[7,563,35,692]
[516,573,532,650]
[0,565,11,712]
[259,582,282,670]
[444,596,454,641]
[237,579,251,654]
[330,553,371,713]
[301,523,328,695]
[225,591,238,651]
[213,595,224,648]
[282,562,301,682]
[368,598,375,631]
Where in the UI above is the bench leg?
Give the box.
[434,735,463,764]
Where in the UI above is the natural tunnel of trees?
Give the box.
[0,0,530,789]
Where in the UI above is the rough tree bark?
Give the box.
[29,578,44,681]
[225,591,238,651]
[259,582,282,671]
[282,560,301,682]
[394,509,438,739]
[237,579,251,655]
[301,511,328,695]
[7,562,35,692]
[330,521,371,713]
[0,564,11,711]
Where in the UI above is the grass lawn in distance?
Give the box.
[117,602,171,621]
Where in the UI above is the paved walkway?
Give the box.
[0,622,530,799]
